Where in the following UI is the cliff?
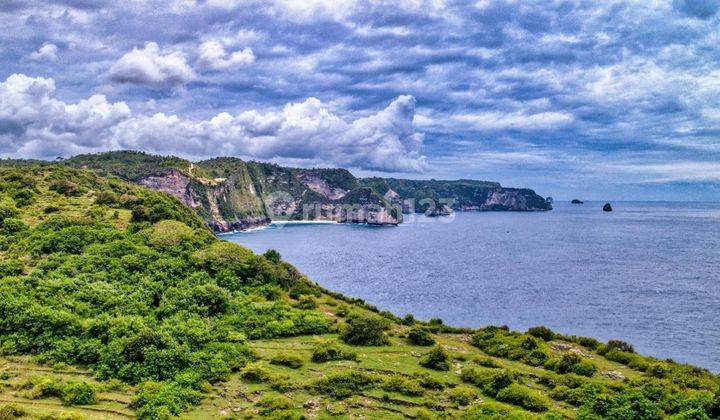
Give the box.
[64,151,402,232]
[360,177,552,214]
[62,151,549,231]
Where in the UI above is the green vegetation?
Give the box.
[0,164,718,419]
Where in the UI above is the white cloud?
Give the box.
[108,42,195,88]
[28,43,58,61]
[197,40,255,71]
[0,74,427,172]
[451,111,574,131]
[0,74,131,156]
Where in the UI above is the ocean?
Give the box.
[225,201,720,372]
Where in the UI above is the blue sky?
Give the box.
[2,0,720,200]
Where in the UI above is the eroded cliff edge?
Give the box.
[63,151,549,232]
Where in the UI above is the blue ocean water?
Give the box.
[226,202,720,372]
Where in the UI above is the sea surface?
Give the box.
[225,201,720,372]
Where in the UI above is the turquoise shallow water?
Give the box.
[226,201,720,372]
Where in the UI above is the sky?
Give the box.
[2,0,720,200]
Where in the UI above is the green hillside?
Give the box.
[0,165,718,419]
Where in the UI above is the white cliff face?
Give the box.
[296,173,348,200]
[137,169,199,209]
[482,190,530,210]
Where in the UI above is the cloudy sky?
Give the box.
[2,0,720,200]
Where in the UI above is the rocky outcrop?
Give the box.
[603,203,613,212]
[65,151,548,232]
[571,199,584,204]
[360,178,551,214]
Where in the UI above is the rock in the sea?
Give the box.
[603,202,613,212]
[571,199,584,204]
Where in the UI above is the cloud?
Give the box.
[28,43,58,61]
[197,40,255,71]
[0,74,427,172]
[0,74,131,156]
[108,42,195,88]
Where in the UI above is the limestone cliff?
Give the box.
[64,151,549,232]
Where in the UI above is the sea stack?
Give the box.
[603,203,613,212]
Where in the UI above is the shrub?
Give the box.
[419,346,451,371]
[49,179,82,196]
[341,312,390,346]
[547,353,597,377]
[270,353,304,369]
[474,357,500,368]
[95,191,118,205]
[527,326,555,341]
[381,375,424,396]
[311,341,357,363]
[335,304,349,317]
[295,295,317,309]
[240,363,272,382]
[263,249,281,263]
[0,218,27,236]
[571,360,598,377]
[257,395,292,415]
[602,339,635,354]
[146,220,197,250]
[460,367,514,397]
[402,314,415,325]
[496,384,550,412]
[132,381,202,419]
[0,197,20,223]
[407,327,435,346]
[61,381,97,405]
[0,404,25,419]
[412,372,446,390]
[312,371,378,399]
[449,386,477,406]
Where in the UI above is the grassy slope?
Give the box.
[0,165,718,419]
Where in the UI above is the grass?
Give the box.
[0,356,135,419]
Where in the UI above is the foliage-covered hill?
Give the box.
[0,165,718,419]
[58,151,550,232]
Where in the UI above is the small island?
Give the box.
[571,199,584,204]
[603,203,613,212]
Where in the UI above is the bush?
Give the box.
[0,197,20,223]
[311,341,357,363]
[341,312,390,346]
[257,395,292,415]
[240,363,272,382]
[602,340,635,354]
[527,326,555,341]
[270,353,304,369]
[474,357,500,368]
[412,372,446,390]
[0,218,27,236]
[95,191,118,205]
[312,371,378,399]
[61,381,97,405]
[381,375,424,396]
[132,381,202,419]
[546,353,597,377]
[407,327,435,346]
[419,346,451,371]
[571,360,598,377]
[460,367,514,397]
[496,384,550,412]
[146,220,197,250]
[402,314,415,325]
[0,404,25,419]
[449,386,477,406]
[49,179,82,196]
[295,295,317,310]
